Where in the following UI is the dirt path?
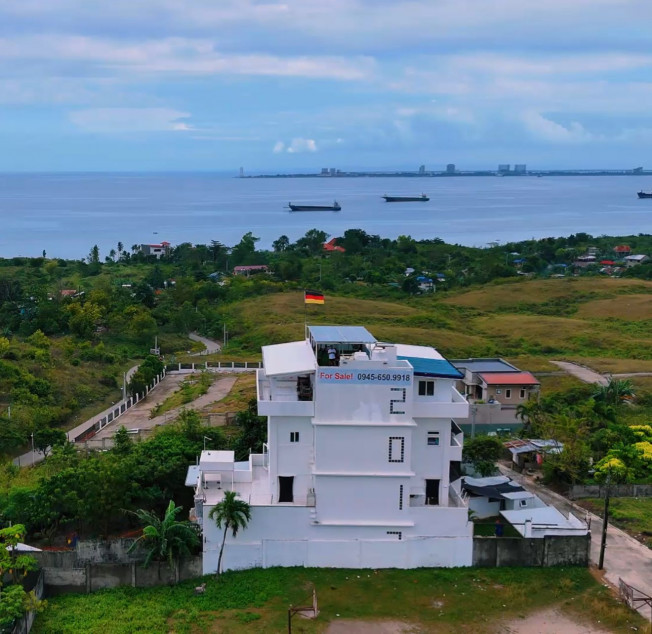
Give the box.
[501,608,611,633]
[93,374,237,439]
[550,361,608,385]
[189,332,221,355]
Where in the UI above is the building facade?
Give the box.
[188,326,473,572]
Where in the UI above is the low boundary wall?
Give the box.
[569,484,652,499]
[473,534,591,567]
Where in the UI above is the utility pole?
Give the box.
[598,474,611,570]
[471,405,477,439]
[30,433,35,467]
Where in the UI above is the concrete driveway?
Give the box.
[498,464,652,603]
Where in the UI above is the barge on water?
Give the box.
[288,201,341,212]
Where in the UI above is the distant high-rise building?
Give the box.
[239,167,244,177]
[321,168,329,175]
[329,168,337,176]
[418,164,425,175]
[446,164,456,174]
[498,164,510,173]
[514,164,527,174]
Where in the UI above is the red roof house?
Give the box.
[614,245,631,254]
[323,238,345,253]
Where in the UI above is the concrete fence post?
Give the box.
[131,562,137,587]
[85,563,91,594]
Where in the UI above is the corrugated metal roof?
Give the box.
[394,344,444,360]
[479,372,540,385]
[308,325,376,344]
[262,340,316,376]
[450,358,519,373]
[399,356,463,379]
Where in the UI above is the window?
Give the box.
[399,485,404,510]
[290,432,300,443]
[505,389,511,399]
[519,499,528,508]
[418,380,435,396]
[520,388,526,399]
[495,389,502,395]
[388,436,405,462]
[427,431,440,446]
[387,531,403,540]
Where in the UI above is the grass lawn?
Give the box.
[577,497,652,549]
[33,566,644,634]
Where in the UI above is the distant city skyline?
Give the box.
[1,1,652,171]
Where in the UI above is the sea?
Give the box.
[0,172,649,259]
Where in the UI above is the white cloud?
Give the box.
[69,107,192,132]
[272,141,285,153]
[520,111,593,143]
[287,138,317,153]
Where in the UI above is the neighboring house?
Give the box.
[416,275,434,292]
[140,241,170,259]
[624,254,649,267]
[463,475,587,537]
[613,245,632,256]
[451,359,540,405]
[503,439,563,471]
[574,255,596,267]
[233,265,269,276]
[323,238,345,253]
[187,325,473,573]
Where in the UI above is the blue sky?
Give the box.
[1,0,652,172]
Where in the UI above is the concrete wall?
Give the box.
[472,534,590,567]
[32,553,202,596]
[569,484,652,499]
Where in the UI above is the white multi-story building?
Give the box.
[187,325,473,572]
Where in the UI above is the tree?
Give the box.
[592,378,635,406]
[0,525,43,629]
[128,500,199,581]
[87,245,100,264]
[208,491,251,576]
[272,235,290,253]
[463,435,503,476]
[33,428,67,457]
[117,241,124,256]
[232,399,267,461]
[112,426,133,456]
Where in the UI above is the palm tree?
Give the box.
[208,491,251,576]
[592,378,634,406]
[128,500,199,581]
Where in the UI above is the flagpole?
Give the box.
[303,289,307,335]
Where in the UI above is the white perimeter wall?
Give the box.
[202,505,473,573]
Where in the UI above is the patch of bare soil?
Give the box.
[325,621,418,634]
[500,608,611,634]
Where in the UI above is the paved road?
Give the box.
[498,464,652,602]
[550,361,609,385]
[93,373,237,439]
[189,333,221,355]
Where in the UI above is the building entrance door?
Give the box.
[425,479,440,506]
[278,476,294,503]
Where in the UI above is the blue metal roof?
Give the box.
[398,356,463,379]
[308,325,376,344]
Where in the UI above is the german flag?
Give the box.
[304,289,325,305]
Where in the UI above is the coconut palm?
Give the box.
[208,491,251,576]
[128,500,199,580]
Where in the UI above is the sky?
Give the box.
[1,0,652,172]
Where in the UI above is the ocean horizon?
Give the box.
[0,172,649,259]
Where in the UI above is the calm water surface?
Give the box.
[0,173,649,258]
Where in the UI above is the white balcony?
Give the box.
[412,386,469,419]
[257,370,315,417]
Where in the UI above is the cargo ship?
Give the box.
[288,201,341,212]
[382,194,429,202]
[637,191,652,199]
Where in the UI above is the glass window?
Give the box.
[427,432,440,446]
[290,432,299,443]
[418,380,434,396]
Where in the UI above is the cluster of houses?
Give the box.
[574,244,648,275]
[185,325,584,574]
